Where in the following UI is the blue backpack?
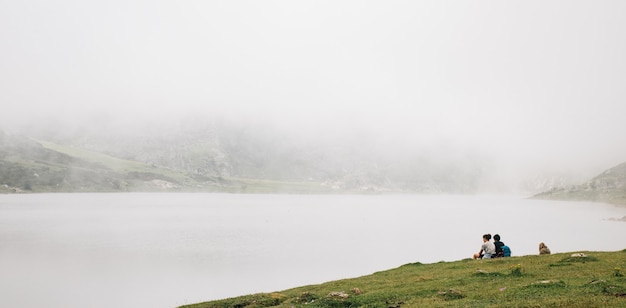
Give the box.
[502,245,511,257]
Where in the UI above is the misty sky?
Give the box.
[1,1,626,178]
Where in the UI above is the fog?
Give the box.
[2,1,626,188]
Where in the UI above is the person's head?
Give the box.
[482,234,491,241]
[493,234,501,241]
[539,242,547,249]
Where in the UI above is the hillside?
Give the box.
[182,250,626,308]
[533,161,626,206]
[0,130,192,193]
[0,121,488,194]
[0,130,332,194]
[3,122,624,196]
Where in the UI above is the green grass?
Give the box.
[29,139,335,193]
[34,139,185,177]
[182,249,626,308]
[227,178,336,194]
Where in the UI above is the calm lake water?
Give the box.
[0,193,624,308]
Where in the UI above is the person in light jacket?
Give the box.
[473,234,496,259]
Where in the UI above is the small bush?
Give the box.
[293,291,318,304]
[402,262,423,267]
[510,264,523,276]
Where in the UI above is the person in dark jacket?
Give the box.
[493,234,505,258]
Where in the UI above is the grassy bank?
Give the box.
[182,249,626,308]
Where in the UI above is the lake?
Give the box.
[0,193,624,308]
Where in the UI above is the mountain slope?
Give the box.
[533,161,626,206]
[0,130,336,193]
[9,119,489,194]
[0,131,188,192]
[5,120,606,195]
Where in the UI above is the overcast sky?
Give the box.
[1,1,625,178]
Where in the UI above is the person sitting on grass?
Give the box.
[539,242,551,255]
[493,234,505,257]
[473,233,496,259]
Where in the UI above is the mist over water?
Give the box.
[1,1,626,307]
[2,1,626,190]
[1,193,624,308]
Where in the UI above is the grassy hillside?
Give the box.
[182,250,626,308]
[4,128,626,197]
[35,139,337,193]
[0,133,192,192]
[0,132,334,194]
[534,162,626,206]
[3,120,494,194]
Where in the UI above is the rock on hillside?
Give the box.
[533,161,626,206]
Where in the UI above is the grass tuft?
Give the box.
[585,279,626,297]
[473,269,503,277]
[438,288,465,301]
[560,255,599,263]
[509,263,523,276]
[525,280,567,288]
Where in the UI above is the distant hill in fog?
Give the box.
[533,161,626,206]
[0,122,486,194]
[1,122,618,196]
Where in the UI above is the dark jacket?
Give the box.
[494,241,505,257]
